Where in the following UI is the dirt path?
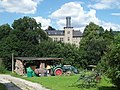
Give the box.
[0,74,50,90]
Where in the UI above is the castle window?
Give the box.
[54,38,58,41]
[67,31,70,34]
[68,37,70,41]
[60,38,63,42]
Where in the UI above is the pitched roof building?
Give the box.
[45,17,83,47]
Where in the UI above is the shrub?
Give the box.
[0,64,7,74]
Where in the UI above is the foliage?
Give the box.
[98,33,120,89]
[0,17,116,72]
[12,16,40,31]
[0,16,80,70]
[12,16,48,43]
[79,22,113,68]
[74,70,101,88]
[0,64,7,74]
[112,31,120,36]
[36,41,80,67]
[0,16,48,70]
[36,40,61,57]
[0,24,11,40]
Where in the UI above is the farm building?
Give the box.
[14,57,63,76]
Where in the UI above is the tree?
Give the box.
[0,34,20,70]
[59,43,80,67]
[99,33,120,89]
[36,40,80,67]
[79,22,113,68]
[12,16,39,31]
[0,16,49,70]
[0,24,11,40]
[12,16,48,43]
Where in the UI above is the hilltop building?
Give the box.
[45,17,82,47]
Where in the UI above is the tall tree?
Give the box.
[0,16,49,70]
[12,16,48,43]
[12,16,39,31]
[79,22,113,68]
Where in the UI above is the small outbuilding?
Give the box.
[14,57,63,76]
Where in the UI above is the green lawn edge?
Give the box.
[10,72,117,90]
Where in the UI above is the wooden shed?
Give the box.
[14,57,63,75]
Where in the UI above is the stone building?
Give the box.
[45,17,82,47]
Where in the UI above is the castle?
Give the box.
[45,17,82,47]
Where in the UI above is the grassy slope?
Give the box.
[22,75,117,90]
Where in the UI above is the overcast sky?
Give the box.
[0,0,120,32]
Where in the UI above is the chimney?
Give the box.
[66,16,71,27]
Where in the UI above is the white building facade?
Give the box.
[45,17,82,47]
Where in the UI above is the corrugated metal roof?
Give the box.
[15,57,63,61]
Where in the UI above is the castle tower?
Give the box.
[64,17,73,44]
[66,17,71,27]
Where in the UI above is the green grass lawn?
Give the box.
[0,83,7,90]
[21,75,117,90]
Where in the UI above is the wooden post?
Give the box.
[12,53,14,73]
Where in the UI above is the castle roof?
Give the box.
[73,30,82,37]
[45,30,83,37]
[45,30,64,36]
